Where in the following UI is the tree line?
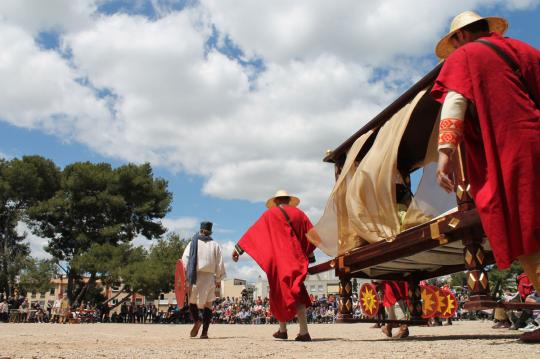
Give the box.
[0,155,188,309]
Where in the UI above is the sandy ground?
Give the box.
[1,321,539,359]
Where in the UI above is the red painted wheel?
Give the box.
[432,286,449,318]
[421,285,437,318]
[174,259,186,308]
[439,288,458,319]
[359,283,380,317]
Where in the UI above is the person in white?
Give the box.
[52,294,62,323]
[182,221,226,339]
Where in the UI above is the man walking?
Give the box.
[432,11,540,342]
[232,190,318,341]
[182,221,226,339]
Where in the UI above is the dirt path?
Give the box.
[1,321,539,358]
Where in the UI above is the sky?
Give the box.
[1,0,539,282]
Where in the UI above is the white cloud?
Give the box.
[0,151,12,159]
[200,0,533,66]
[1,0,539,273]
[162,216,199,235]
[17,222,51,260]
[0,0,97,34]
[500,0,540,10]
[219,240,265,282]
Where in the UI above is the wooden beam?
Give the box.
[340,210,481,273]
[324,63,443,163]
[308,259,336,275]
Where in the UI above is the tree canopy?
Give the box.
[0,156,60,296]
[25,160,172,302]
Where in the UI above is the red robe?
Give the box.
[381,281,408,307]
[431,33,540,269]
[239,205,315,322]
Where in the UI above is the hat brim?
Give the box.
[435,16,508,59]
[266,195,300,208]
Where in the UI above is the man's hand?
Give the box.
[232,249,239,262]
[437,149,455,193]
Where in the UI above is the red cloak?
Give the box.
[431,33,540,269]
[238,205,315,322]
[381,281,408,307]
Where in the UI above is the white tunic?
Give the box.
[182,239,226,308]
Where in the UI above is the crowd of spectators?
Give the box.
[2,286,538,327]
[0,293,339,325]
[209,295,338,325]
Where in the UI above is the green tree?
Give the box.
[27,161,172,303]
[450,271,467,288]
[487,262,523,299]
[120,233,188,303]
[18,258,58,296]
[70,242,133,305]
[0,156,60,296]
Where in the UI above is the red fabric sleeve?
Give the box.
[431,48,473,103]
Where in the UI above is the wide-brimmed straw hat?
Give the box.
[265,190,300,209]
[435,11,508,59]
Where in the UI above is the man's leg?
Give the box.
[382,305,395,337]
[273,321,288,339]
[200,303,212,339]
[294,304,311,341]
[189,302,202,337]
[394,300,409,338]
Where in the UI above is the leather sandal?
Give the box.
[294,333,312,342]
[394,324,409,339]
[381,324,393,337]
[272,330,288,340]
[190,321,202,338]
[520,327,540,343]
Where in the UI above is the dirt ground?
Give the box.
[1,321,539,358]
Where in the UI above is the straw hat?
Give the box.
[435,11,508,59]
[265,190,300,208]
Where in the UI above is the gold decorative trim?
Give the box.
[338,256,350,273]
[448,217,460,229]
[456,185,464,200]
[465,249,473,266]
[430,222,440,239]
[476,249,485,265]
[457,145,466,182]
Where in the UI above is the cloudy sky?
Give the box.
[1,0,539,281]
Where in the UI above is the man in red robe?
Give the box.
[232,190,317,341]
[431,11,540,342]
[380,281,409,338]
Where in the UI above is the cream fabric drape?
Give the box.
[314,88,457,257]
[346,89,427,244]
[311,130,375,256]
[401,107,456,229]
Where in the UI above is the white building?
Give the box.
[220,278,247,299]
[253,275,270,300]
[251,271,362,299]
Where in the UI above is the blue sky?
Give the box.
[1,0,539,281]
